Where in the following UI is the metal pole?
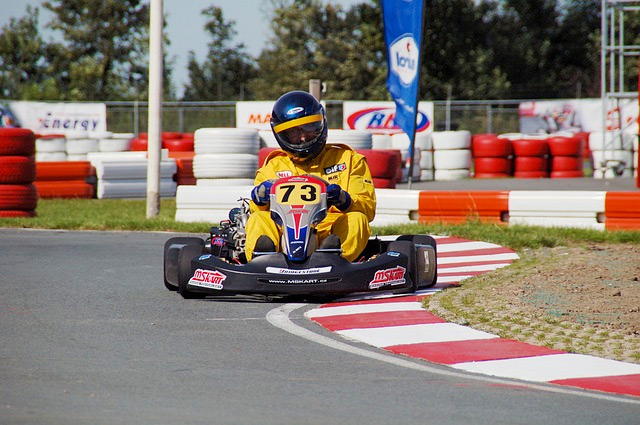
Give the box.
[601,0,608,172]
[309,79,322,101]
[146,0,163,218]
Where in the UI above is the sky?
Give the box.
[0,0,366,97]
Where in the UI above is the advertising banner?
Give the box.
[342,101,434,134]
[519,99,639,135]
[8,101,107,135]
[235,101,275,130]
[382,0,426,142]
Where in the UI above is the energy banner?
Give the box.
[8,101,107,135]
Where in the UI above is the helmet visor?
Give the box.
[277,120,324,150]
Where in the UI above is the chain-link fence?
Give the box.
[106,99,523,135]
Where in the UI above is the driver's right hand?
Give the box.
[251,180,273,206]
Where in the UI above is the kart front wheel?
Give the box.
[177,243,208,299]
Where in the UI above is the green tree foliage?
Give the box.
[42,0,173,100]
[182,6,257,100]
[0,8,60,99]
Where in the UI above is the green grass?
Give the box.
[1,199,640,247]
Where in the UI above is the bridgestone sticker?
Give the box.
[265,266,332,275]
[368,266,406,289]
[188,269,227,290]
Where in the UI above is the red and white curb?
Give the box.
[305,236,640,398]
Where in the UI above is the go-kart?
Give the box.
[163,175,437,299]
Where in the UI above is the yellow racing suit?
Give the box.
[245,144,376,262]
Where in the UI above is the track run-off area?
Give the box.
[1,229,638,425]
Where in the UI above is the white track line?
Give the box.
[266,303,640,405]
[307,301,424,317]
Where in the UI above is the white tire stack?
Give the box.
[175,185,253,223]
[371,134,392,149]
[431,131,471,180]
[259,130,279,148]
[589,131,634,178]
[391,132,431,182]
[194,128,259,185]
[65,131,98,161]
[327,129,372,150]
[98,132,133,152]
[36,135,67,162]
[88,151,177,199]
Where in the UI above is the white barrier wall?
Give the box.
[508,191,606,230]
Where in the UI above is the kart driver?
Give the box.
[245,90,376,262]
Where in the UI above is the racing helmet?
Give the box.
[270,91,327,161]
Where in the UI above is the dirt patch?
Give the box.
[427,243,640,363]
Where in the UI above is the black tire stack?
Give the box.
[0,128,38,217]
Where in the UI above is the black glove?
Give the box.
[326,183,351,211]
[251,180,273,206]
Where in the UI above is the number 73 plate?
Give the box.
[272,176,326,206]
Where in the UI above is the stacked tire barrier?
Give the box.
[170,151,196,186]
[391,132,430,182]
[548,134,584,178]
[511,134,549,178]
[87,151,176,199]
[589,131,635,178]
[472,134,513,178]
[327,129,372,150]
[0,128,37,217]
[432,131,471,180]
[193,128,258,186]
[175,185,253,223]
[34,161,95,198]
[130,132,194,153]
[36,134,67,162]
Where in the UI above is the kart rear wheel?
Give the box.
[163,237,204,292]
[396,235,438,288]
[386,240,418,293]
[177,243,208,299]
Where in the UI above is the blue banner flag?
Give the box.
[382,0,426,152]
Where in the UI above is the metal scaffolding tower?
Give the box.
[600,0,640,178]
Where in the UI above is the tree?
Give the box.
[182,6,256,100]
[0,7,61,99]
[42,0,173,100]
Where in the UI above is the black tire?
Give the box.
[386,240,418,293]
[177,243,207,299]
[397,235,438,288]
[163,237,204,292]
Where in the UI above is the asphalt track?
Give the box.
[1,229,639,425]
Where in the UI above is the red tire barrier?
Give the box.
[35,161,93,181]
[472,134,512,157]
[258,147,279,167]
[0,156,36,184]
[551,156,582,172]
[512,138,549,156]
[0,128,36,156]
[372,177,396,189]
[358,149,402,180]
[176,176,197,186]
[514,171,549,178]
[130,137,147,151]
[0,184,38,210]
[418,191,509,224]
[473,157,511,174]
[0,209,35,218]
[548,136,582,157]
[163,138,194,152]
[473,172,511,179]
[550,170,584,178]
[34,181,94,199]
[514,156,548,172]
